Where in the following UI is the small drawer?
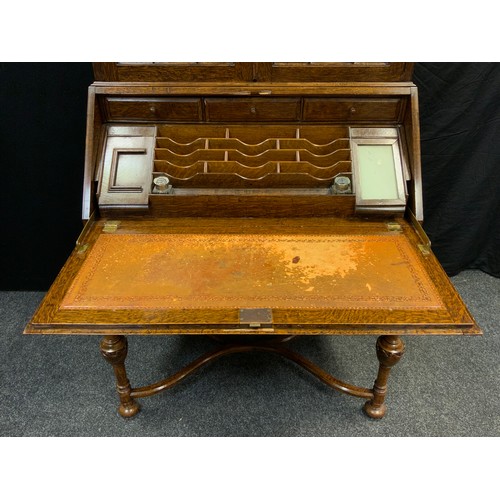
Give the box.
[205,98,301,122]
[105,97,203,122]
[303,98,403,122]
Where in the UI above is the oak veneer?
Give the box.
[24,62,480,420]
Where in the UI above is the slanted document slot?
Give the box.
[153,125,352,190]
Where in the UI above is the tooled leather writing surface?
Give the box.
[61,233,444,311]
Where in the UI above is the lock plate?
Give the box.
[239,308,273,328]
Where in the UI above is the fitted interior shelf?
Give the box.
[154,125,352,189]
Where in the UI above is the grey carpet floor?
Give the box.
[1,269,498,436]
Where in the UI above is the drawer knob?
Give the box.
[150,105,156,113]
[250,106,257,114]
[350,107,356,114]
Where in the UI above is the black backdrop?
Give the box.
[1,63,499,290]
[413,63,500,277]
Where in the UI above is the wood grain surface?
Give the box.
[25,217,480,335]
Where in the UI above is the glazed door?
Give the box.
[253,63,414,82]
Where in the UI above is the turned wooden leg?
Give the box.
[100,335,140,418]
[363,335,405,419]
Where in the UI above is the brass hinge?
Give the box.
[418,243,431,256]
[103,220,120,233]
[76,243,89,254]
[386,222,402,232]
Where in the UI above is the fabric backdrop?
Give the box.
[1,62,499,289]
[414,63,500,277]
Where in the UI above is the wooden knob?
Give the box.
[350,107,356,114]
[150,105,156,113]
[250,106,256,114]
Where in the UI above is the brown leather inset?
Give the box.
[61,233,444,310]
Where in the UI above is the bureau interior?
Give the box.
[96,123,409,218]
[154,124,352,189]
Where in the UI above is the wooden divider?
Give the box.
[154,125,352,189]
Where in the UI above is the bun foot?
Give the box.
[119,400,141,418]
[363,400,386,419]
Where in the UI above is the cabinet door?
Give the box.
[253,62,414,82]
[94,62,413,83]
[93,62,254,82]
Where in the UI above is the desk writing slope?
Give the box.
[62,233,442,310]
[29,218,476,334]
[24,62,481,420]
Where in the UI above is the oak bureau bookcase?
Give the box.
[25,62,481,419]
